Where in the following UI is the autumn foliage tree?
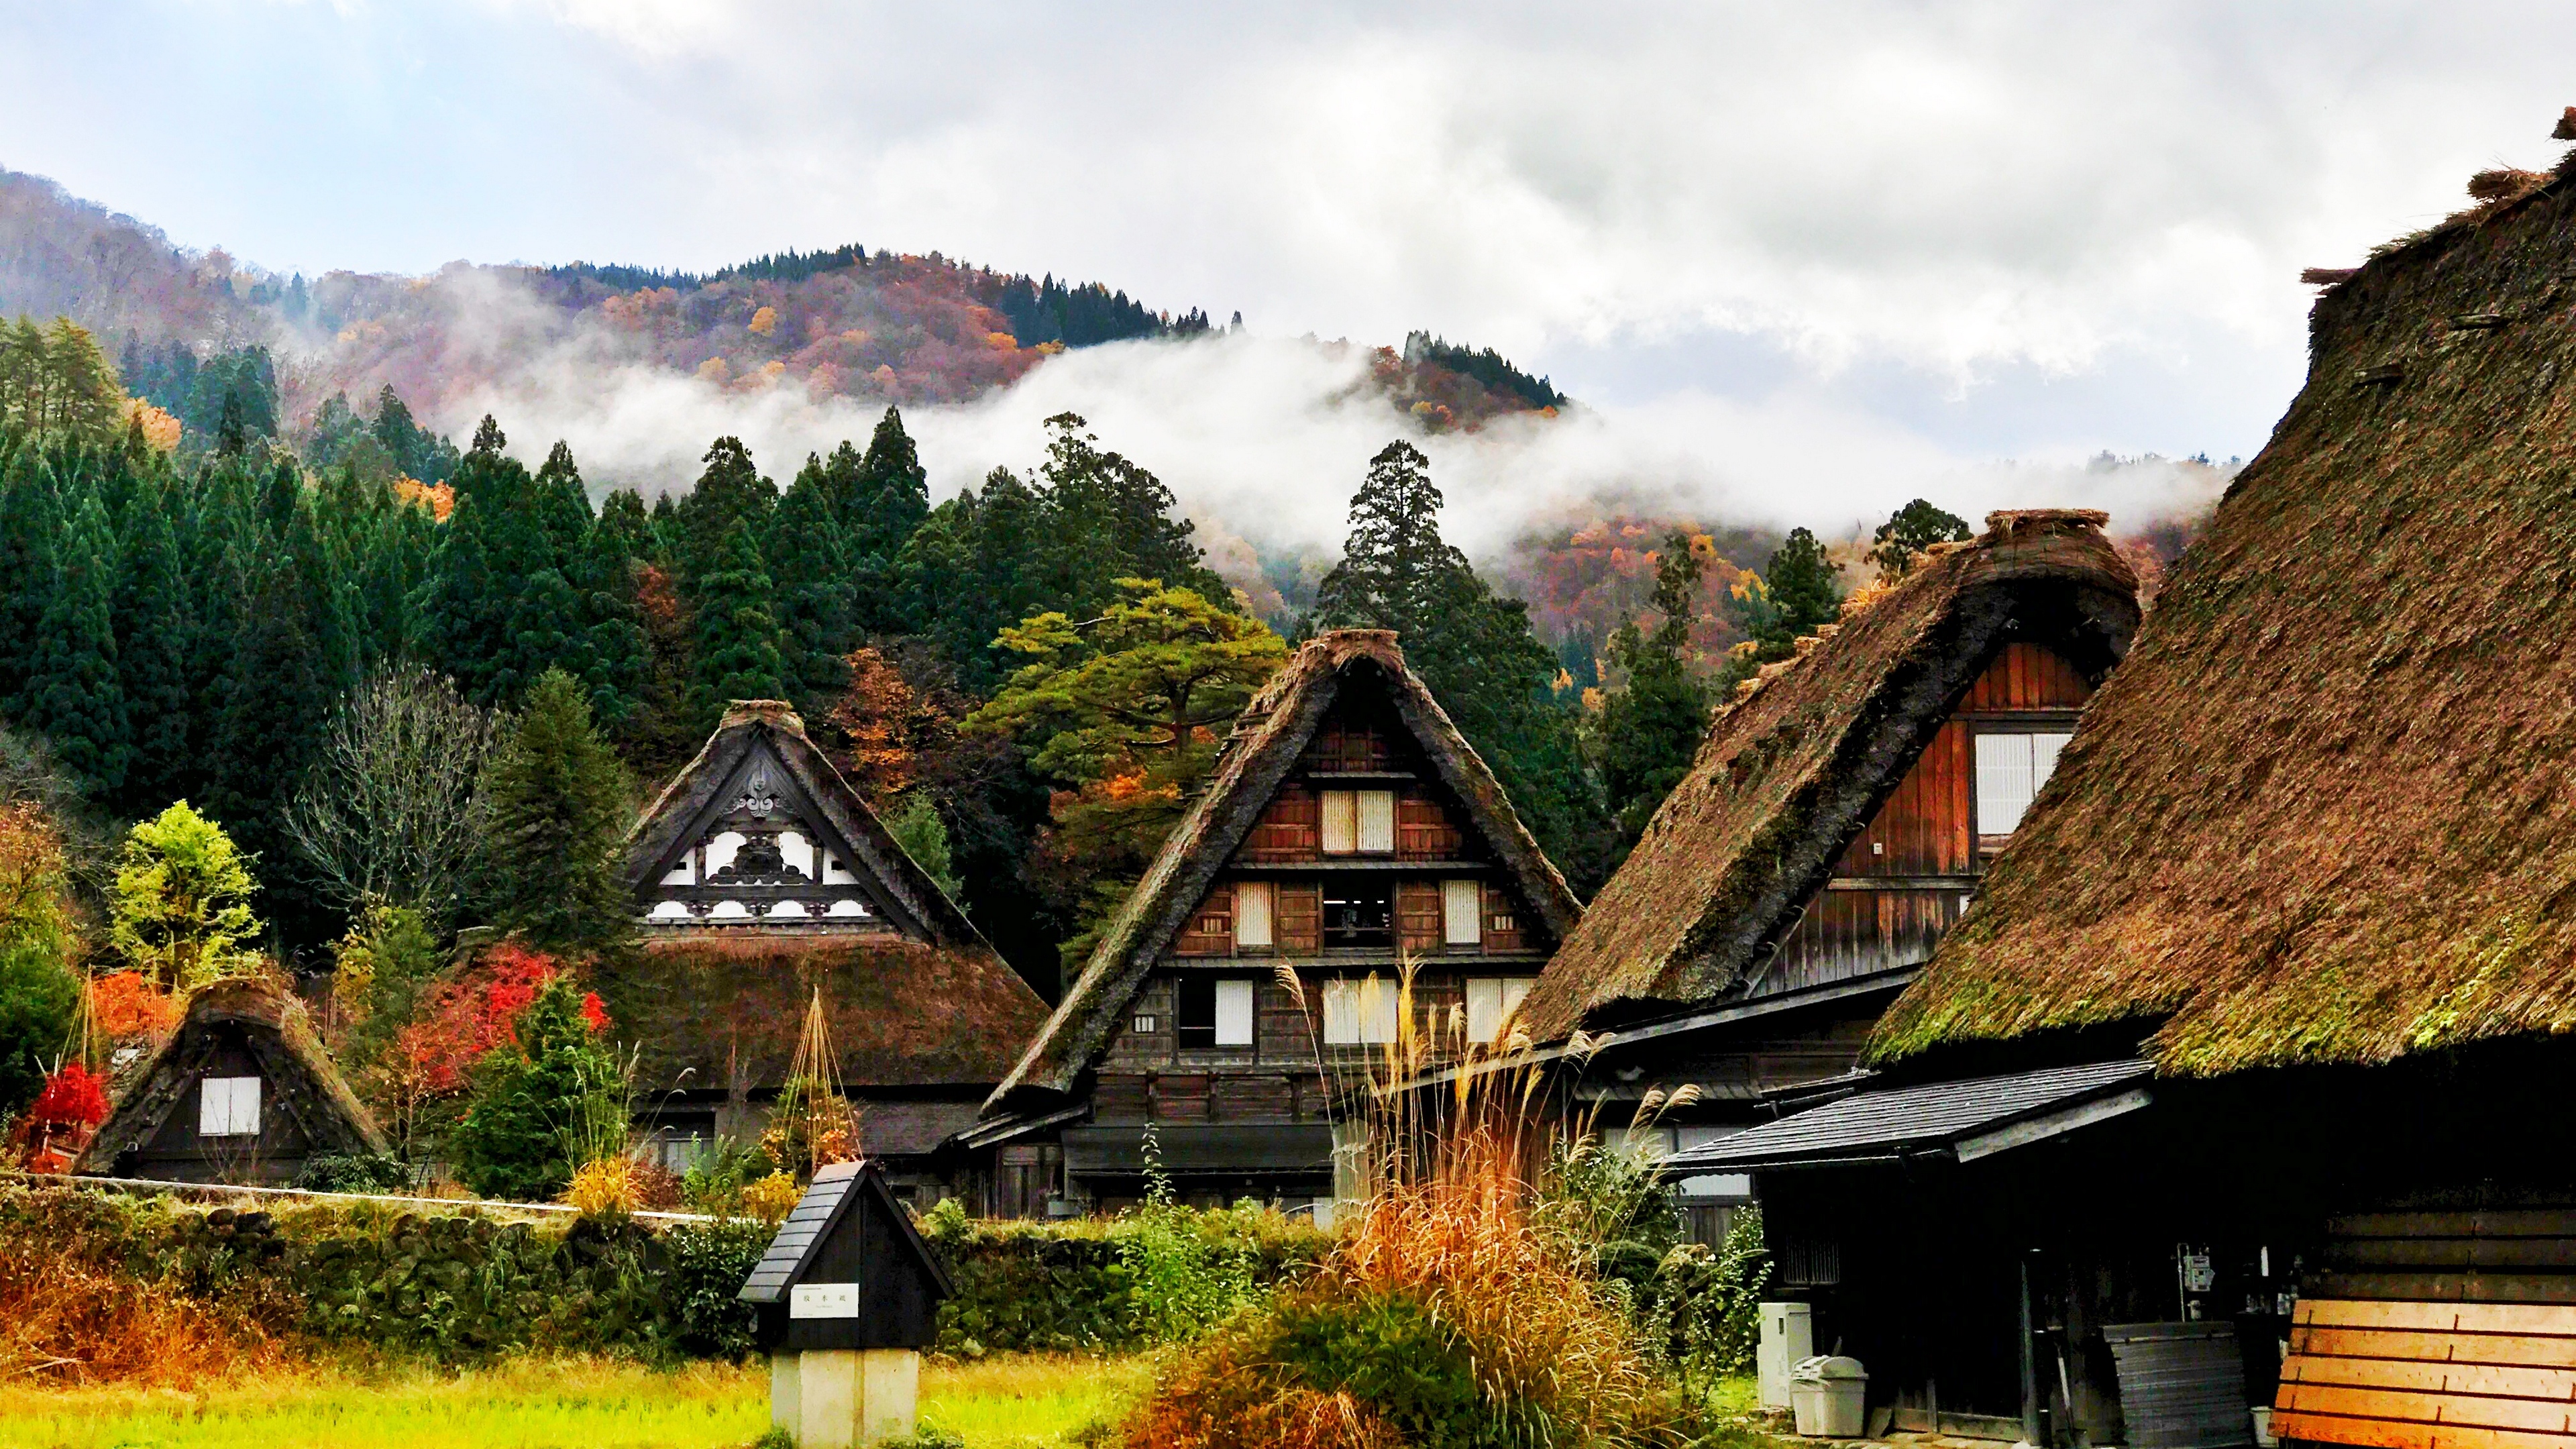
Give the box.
[107,802,264,990]
[967,580,1286,973]
[447,969,625,1201]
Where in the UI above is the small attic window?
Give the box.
[199,1077,260,1137]
[1975,731,2073,835]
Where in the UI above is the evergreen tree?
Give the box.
[115,476,196,814]
[898,468,1052,694]
[449,972,627,1201]
[1739,527,1845,663]
[1595,531,1711,843]
[109,800,264,989]
[1310,441,1613,887]
[841,406,930,633]
[474,669,633,956]
[23,492,129,792]
[688,518,786,725]
[673,436,776,586]
[0,450,59,711]
[1868,498,1972,580]
[1034,412,1224,612]
[767,462,853,716]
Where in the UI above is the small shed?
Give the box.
[739,1160,953,1447]
[76,977,390,1185]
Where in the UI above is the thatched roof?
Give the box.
[78,977,390,1169]
[604,936,1049,1092]
[626,699,987,949]
[1517,513,2140,1042]
[1874,129,2576,1075]
[985,629,1585,1113]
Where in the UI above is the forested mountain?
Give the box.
[0,166,1559,448]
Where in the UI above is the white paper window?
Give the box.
[1322,977,1401,1044]
[1235,880,1275,947]
[1442,879,1483,945]
[1356,790,1396,853]
[1214,979,1256,1046]
[1320,790,1358,854]
[199,1076,260,1137]
[1465,977,1534,1043]
[1974,731,2074,835]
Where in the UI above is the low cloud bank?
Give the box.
[446,327,2230,559]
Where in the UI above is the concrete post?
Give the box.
[785,1348,919,1447]
[770,1353,802,1437]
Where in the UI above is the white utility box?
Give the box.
[1758,1301,1816,1410]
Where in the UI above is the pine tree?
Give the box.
[23,492,129,792]
[449,972,627,1200]
[1868,499,1972,580]
[674,436,777,586]
[898,468,1052,694]
[1596,530,1712,843]
[473,669,633,956]
[688,518,786,725]
[115,477,196,814]
[0,449,59,711]
[1741,527,1845,662]
[841,406,930,633]
[767,463,853,715]
[1034,412,1224,612]
[1310,441,1613,887]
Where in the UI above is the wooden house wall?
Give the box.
[1764,643,2091,994]
[1079,692,1554,1171]
[132,1030,316,1184]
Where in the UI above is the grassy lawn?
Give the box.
[0,1352,1152,1449]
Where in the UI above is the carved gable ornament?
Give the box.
[638,738,911,936]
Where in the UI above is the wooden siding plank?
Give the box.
[2283,1356,2576,1401]
[2333,1214,2576,1241]
[2334,1239,2576,1271]
[1397,882,1444,955]
[2277,1384,2576,1435]
[2300,1301,2576,1336]
[2273,1409,2576,1449]
[2295,1328,2576,1371]
[1277,884,1322,952]
[2310,1273,2576,1305]
[1173,883,1235,957]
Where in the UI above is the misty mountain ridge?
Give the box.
[0,164,1564,458]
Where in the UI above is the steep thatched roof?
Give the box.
[626,700,987,949]
[1518,513,2140,1042]
[604,936,1049,1091]
[1874,131,2576,1075]
[985,630,1585,1113]
[78,977,390,1170]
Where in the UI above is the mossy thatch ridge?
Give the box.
[1518,514,2139,1041]
[1876,143,2576,1074]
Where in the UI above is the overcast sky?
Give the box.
[6,3,2573,538]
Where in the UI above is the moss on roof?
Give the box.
[602,936,1049,1091]
[1874,138,2576,1075]
[1517,513,2140,1042]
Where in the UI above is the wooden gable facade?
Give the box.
[1510,511,2141,1242]
[978,631,1583,1214]
[627,701,957,941]
[614,700,1049,1207]
[1762,641,2096,996]
[78,978,391,1186]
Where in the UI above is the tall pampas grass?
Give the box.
[1124,961,1688,1448]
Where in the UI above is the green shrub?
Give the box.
[296,1152,415,1194]
[663,1215,772,1358]
[1263,1285,1501,1448]
[449,975,628,1201]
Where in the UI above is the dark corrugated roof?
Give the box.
[737,1161,862,1303]
[1666,1059,2151,1171]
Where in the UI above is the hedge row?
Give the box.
[0,1184,1332,1366]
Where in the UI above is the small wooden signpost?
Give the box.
[738,1161,954,1448]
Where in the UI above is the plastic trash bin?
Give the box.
[1789,1355,1868,1438]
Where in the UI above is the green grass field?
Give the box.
[0,1352,1153,1449]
